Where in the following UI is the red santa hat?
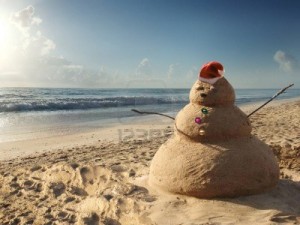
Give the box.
[199,61,224,84]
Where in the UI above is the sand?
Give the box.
[0,99,300,225]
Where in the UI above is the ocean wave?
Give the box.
[0,96,188,112]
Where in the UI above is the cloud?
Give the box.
[1,6,125,88]
[42,38,56,55]
[42,61,122,87]
[22,31,56,56]
[0,6,65,86]
[9,6,55,56]
[167,64,175,79]
[167,64,196,82]
[186,66,198,79]
[63,65,84,71]
[167,64,182,79]
[41,56,71,66]
[32,17,42,25]
[53,64,84,84]
[10,5,42,34]
[135,58,151,77]
[273,50,298,73]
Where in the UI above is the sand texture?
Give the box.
[0,100,300,225]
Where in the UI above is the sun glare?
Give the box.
[0,21,7,40]
[0,19,10,51]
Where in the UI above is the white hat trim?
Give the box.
[199,76,223,84]
[218,69,225,76]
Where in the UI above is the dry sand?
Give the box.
[0,99,300,225]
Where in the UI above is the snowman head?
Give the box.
[189,62,235,106]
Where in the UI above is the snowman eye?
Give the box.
[196,86,205,90]
[210,86,217,92]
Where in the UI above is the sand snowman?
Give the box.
[149,61,279,198]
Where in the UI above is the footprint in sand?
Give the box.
[56,211,76,223]
[9,178,20,190]
[64,196,76,203]
[8,217,21,225]
[70,162,80,170]
[270,212,299,223]
[79,165,110,187]
[103,217,122,225]
[82,212,99,225]
[30,165,42,172]
[70,186,88,197]
[80,166,105,186]
[128,169,136,177]
[49,182,66,197]
[110,164,127,173]
[23,180,43,192]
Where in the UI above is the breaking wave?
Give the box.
[0,96,188,112]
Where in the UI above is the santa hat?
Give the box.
[199,61,224,84]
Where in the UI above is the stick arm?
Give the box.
[247,84,294,118]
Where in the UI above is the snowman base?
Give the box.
[149,135,279,198]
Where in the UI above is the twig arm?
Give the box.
[131,109,175,120]
[247,84,294,117]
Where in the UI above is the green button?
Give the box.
[201,108,208,114]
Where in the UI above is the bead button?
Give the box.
[195,117,202,124]
[201,108,208,114]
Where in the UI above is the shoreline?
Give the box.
[1,96,300,161]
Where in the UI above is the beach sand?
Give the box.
[0,99,299,225]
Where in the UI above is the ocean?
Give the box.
[0,87,299,142]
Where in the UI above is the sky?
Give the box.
[0,0,299,88]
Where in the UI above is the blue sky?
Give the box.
[0,0,299,88]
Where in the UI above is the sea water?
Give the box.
[0,87,299,142]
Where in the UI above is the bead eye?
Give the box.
[210,86,217,92]
[196,86,205,90]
